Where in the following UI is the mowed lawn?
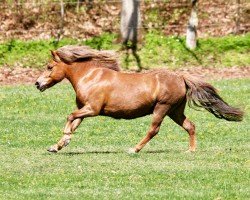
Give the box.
[0,79,249,200]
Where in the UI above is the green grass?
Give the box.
[139,31,250,69]
[0,32,249,69]
[0,79,249,199]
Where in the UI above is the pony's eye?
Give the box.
[47,65,53,70]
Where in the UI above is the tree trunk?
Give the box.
[186,0,198,50]
[76,0,80,13]
[235,0,241,34]
[57,0,65,41]
[120,0,140,47]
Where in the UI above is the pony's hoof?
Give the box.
[185,149,196,153]
[127,148,138,154]
[47,146,58,153]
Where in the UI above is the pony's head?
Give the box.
[35,51,66,92]
[35,45,120,92]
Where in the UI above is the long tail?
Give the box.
[182,75,244,121]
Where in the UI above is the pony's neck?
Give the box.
[64,61,95,92]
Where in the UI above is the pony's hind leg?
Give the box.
[169,101,196,152]
[128,104,170,153]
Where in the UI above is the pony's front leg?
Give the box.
[47,104,99,153]
[47,118,82,153]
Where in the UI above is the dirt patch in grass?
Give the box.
[176,66,250,80]
[0,67,42,85]
[0,66,249,85]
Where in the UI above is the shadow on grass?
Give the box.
[62,150,122,155]
[143,149,170,154]
[45,149,172,156]
[43,147,236,156]
[177,36,203,65]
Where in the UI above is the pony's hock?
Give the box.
[36,45,244,153]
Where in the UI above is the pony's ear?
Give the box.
[50,50,61,62]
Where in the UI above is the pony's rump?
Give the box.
[182,74,244,121]
[55,45,120,71]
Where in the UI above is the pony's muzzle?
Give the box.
[35,81,47,92]
[35,81,40,89]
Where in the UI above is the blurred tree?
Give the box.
[76,0,93,13]
[120,0,140,47]
[76,0,82,13]
[186,0,198,50]
[120,0,142,70]
[57,0,65,41]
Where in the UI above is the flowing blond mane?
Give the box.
[56,45,120,71]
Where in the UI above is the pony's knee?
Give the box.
[64,129,71,135]
[67,114,74,122]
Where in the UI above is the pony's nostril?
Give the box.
[35,82,40,88]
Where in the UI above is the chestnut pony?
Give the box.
[35,45,243,153]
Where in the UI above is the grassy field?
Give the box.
[0,32,249,69]
[0,79,249,199]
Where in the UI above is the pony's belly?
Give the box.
[101,104,154,119]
